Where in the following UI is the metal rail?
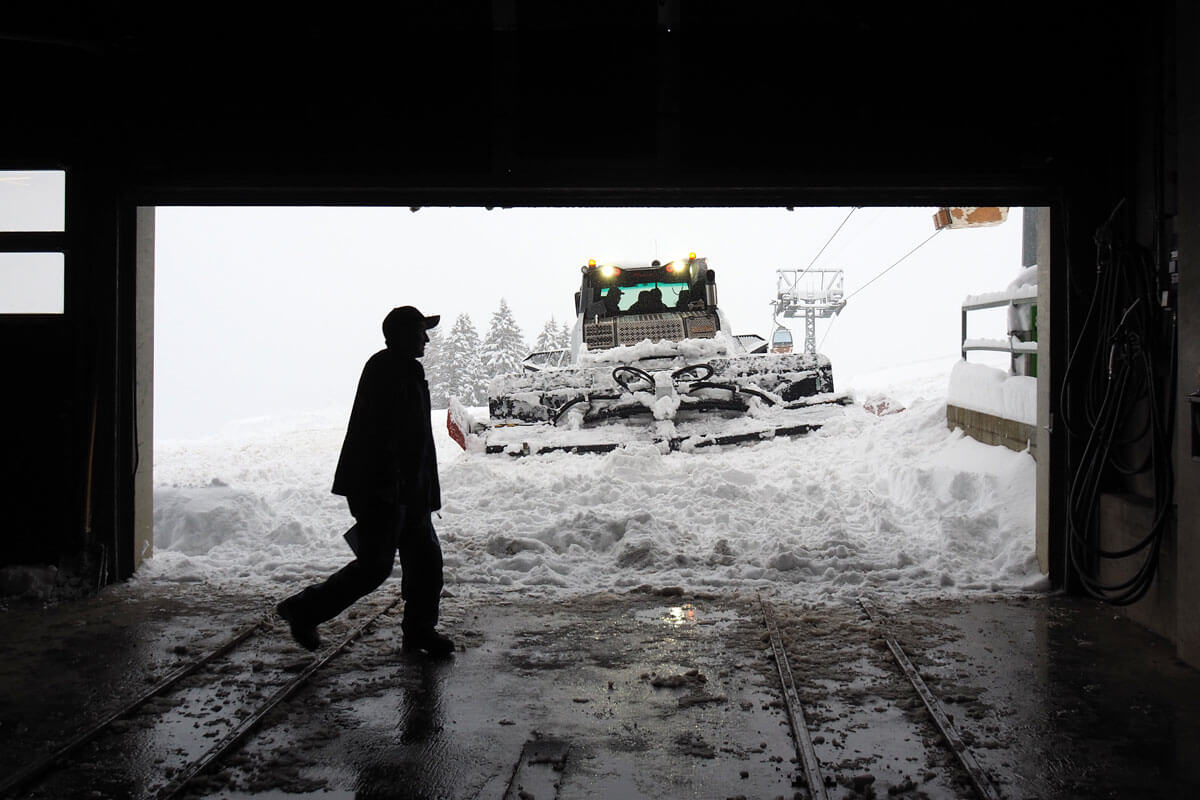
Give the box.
[3,592,405,800]
[503,738,570,800]
[0,618,265,798]
[155,591,405,800]
[960,287,1038,368]
[858,598,1002,800]
[758,594,828,800]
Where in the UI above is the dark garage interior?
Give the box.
[1,2,1199,797]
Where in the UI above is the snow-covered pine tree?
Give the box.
[556,318,572,350]
[443,313,487,406]
[533,315,564,352]
[422,326,449,409]
[481,298,527,379]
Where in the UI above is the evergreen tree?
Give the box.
[556,319,573,350]
[533,316,565,352]
[422,326,449,409]
[481,298,527,379]
[443,313,486,406]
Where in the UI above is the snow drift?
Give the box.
[142,360,1046,602]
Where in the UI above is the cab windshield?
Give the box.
[602,281,691,312]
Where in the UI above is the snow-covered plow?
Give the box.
[447,255,852,456]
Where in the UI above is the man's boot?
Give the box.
[402,629,454,657]
[276,597,321,651]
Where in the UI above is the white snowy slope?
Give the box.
[144,358,1047,602]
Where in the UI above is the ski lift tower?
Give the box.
[771,269,847,355]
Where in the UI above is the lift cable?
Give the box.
[817,227,944,352]
[792,206,859,293]
[796,206,859,283]
[820,206,886,266]
[843,228,943,304]
[815,315,838,353]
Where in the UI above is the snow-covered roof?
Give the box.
[962,265,1039,309]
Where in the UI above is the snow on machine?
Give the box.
[447,254,852,455]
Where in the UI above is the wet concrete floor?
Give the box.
[1,583,1199,799]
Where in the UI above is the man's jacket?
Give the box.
[332,348,441,511]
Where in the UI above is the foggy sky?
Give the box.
[154,206,1021,439]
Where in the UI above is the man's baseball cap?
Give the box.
[383,306,440,340]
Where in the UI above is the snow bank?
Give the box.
[962,265,1037,310]
[577,330,743,364]
[1005,265,1039,333]
[142,362,1045,603]
[947,361,1036,425]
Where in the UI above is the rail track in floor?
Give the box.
[760,593,1005,799]
[0,590,403,800]
[3,590,1008,799]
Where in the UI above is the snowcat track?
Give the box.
[484,422,824,455]
[0,592,404,800]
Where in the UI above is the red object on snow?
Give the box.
[446,410,467,450]
[863,395,905,417]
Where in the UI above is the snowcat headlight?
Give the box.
[598,264,621,279]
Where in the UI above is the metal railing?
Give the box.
[960,286,1038,375]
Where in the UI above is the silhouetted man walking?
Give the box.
[277,306,453,657]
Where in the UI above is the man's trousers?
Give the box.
[286,498,443,636]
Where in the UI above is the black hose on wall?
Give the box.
[1061,202,1177,606]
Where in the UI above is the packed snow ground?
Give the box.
[145,357,1047,602]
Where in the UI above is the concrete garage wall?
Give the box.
[1175,1,1200,668]
[134,208,154,569]
[1088,2,1198,667]
[1036,213,1053,580]
[1101,494,1176,640]
[946,405,1037,460]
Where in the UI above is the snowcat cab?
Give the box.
[447,255,852,455]
[574,256,720,355]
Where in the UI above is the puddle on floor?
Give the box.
[633,604,743,629]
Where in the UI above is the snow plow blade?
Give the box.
[485,421,828,456]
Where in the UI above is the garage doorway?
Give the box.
[138,206,1048,599]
